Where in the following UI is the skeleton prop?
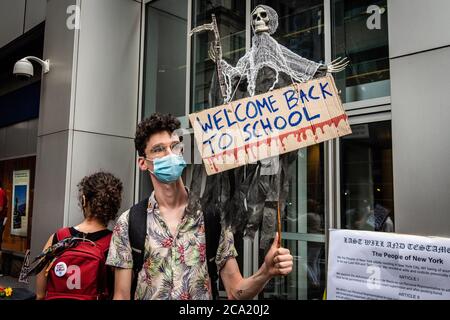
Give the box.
[210,5,348,102]
[189,6,349,250]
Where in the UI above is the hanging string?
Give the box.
[226,60,249,103]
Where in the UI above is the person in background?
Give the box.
[35,172,123,300]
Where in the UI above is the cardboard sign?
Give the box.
[189,75,352,175]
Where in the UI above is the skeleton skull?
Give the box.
[252,7,270,33]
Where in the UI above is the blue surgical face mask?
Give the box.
[148,154,187,184]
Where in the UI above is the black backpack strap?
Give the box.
[129,195,222,300]
[203,207,222,300]
[128,198,149,300]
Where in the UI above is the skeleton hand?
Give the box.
[325,57,349,73]
[208,42,222,63]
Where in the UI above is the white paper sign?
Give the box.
[327,229,450,300]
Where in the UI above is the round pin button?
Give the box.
[54,262,68,277]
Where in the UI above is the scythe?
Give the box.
[189,14,227,99]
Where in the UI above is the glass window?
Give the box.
[143,0,188,118]
[140,0,188,199]
[332,0,390,103]
[190,0,246,112]
[253,0,324,63]
[251,0,326,301]
[190,2,247,289]
[141,1,394,301]
[285,145,325,236]
[259,145,326,300]
[340,121,394,232]
[261,240,326,300]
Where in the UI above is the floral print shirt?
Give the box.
[106,192,238,300]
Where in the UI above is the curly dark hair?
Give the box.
[77,172,123,226]
[135,113,181,157]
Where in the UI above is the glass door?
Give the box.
[257,146,327,300]
[338,114,395,232]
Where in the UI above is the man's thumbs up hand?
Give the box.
[263,233,294,277]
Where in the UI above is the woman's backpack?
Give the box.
[45,228,112,300]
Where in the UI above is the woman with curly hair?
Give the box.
[35,172,123,300]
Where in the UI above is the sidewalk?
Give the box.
[1,251,40,298]
[0,275,36,300]
[0,275,31,289]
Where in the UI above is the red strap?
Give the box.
[55,228,111,250]
[95,233,112,252]
[55,227,72,242]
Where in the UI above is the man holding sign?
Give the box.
[107,113,293,300]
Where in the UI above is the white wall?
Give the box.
[388,0,450,237]
[0,0,46,48]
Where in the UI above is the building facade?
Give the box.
[0,0,449,300]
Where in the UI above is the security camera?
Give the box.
[13,56,50,79]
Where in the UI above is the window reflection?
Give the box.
[140,1,189,200]
[260,240,326,300]
[284,145,325,235]
[332,0,390,103]
[143,1,188,118]
[340,121,394,232]
[254,0,324,63]
[191,0,246,112]
[252,0,326,301]
[141,0,395,301]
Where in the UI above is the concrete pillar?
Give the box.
[388,0,450,237]
[30,0,141,259]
